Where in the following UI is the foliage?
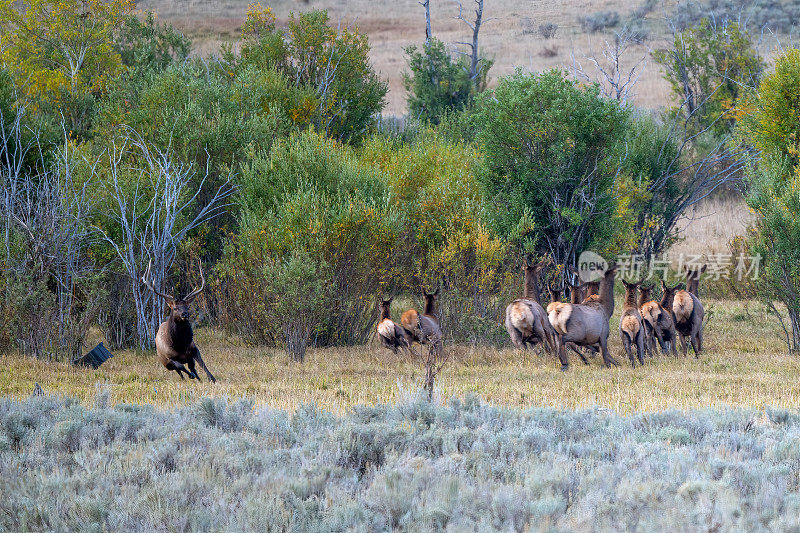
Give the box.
[739,49,800,351]
[474,69,633,266]
[3,395,800,530]
[654,19,764,136]
[670,0,800,33]
[0,0,134,138]
[218,130,396,348]
[403,37,490,125]
[115,11,190,73]
[235,6,387,144]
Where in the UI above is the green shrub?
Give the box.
[403,38,488,125]
[474,69,632,266]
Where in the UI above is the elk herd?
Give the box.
[505,257,707,370]
[141,254,706,383]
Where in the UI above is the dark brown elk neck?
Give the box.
[380,305,391,320]
[638,288,652,308]
[523,268,542,304]
[686,277,700,296]
[167,315,193,353]
[586,281,599,297]
[661,289,676,310]
[549,288,560,305]
[423,296,436,316]
[597,272,616,317]
[623,286,638,310]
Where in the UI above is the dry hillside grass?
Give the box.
[138,0,786,114]
[137,0,680,114]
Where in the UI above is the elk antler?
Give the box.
[184,261,206,303]
[142,260,175,303]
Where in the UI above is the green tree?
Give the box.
[474,70,632,267]
[654,19,764,136]
[0,0,134,137]
[234,6,387,144]
[739,49,800,351]
[403,37,491,124]
[115,11,190,73]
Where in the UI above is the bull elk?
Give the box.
[376,297,410,353]
[619,280,648,367]
[504,257,558,360]
[402,288,443,354]
[673,265,706,356]
[548,263,619,369]
[142,260,216,382]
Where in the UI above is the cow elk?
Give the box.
[402,288,443,354]
[376,297,410,353]
[619,280,648,367]
[142,260,216,382]
[548,263,619,369]
[654,281,683,356]
[637,283,658,355]
[505,257,558,359]
[673,265,706,357]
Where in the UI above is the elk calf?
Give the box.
[376,297,410,353]
[673,265,706,357]
[402,289,443,354]
[619,280,647,367]
[142,260,216,382]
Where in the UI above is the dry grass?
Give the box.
[134,0,670,114]
[670,196,755,260]
[1,296,795,414]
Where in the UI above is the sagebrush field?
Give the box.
[3,394,800,530]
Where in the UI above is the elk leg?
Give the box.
[622,333,635,368]
[600,337,618,368]
[679,334,688,357]
[188,359,201,382]
[636,331,645,366]
[508,326,525,350]
[567,343,589,365]
[697,329,704,353]
[192,347,217,383]
[690,332,701,358]
[554,336,569,371]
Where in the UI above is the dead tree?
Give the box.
[96,127,234,350]
[570,27,647,106]
[454,0,492,90]
[0,107,97,360]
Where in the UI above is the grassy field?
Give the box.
[2,295,795,414]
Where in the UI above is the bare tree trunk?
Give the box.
[455,0,488,90]
[420,0,432,43]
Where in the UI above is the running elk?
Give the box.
[505,257,557,358]
[548,263,619,369]
[142,260,216,382]
[619,280,647,367]
[402,288,443,354]
[377,297,410,353]
[673,265,706,356]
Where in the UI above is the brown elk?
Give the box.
[548,263,619,369]
[376,297,410,353]
[653,281,683,356]
[504,257,558,359]
[673,265,706,357]
[637,282,658,355]
[619,280,648,367]
[142,260,216,382]
[402,288,443,354]
[550,281,597,365]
